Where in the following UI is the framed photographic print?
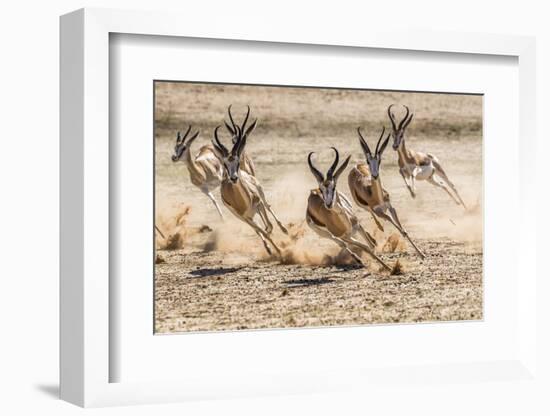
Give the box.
[60,7,539,408]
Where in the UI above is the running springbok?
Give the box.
[306,147,391,271]
[211,115,288,257]
[388,104,467,209]
[223,105,256,177]
[348,126,426,259]
[171,125,225,219]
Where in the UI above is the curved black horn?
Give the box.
[403,112,414,130]
[231,125,242,144]
[240,105,251,132]
[375,126,386,155]
[227,105,237,132]
[387,104,398,131]
[308,152,324,183]
[357,127,371,155]
[234,129,247,156]
[327,147,340,179]
[398,105,410,130]
[213,126,229,156]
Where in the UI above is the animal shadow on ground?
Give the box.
[189,267,242,278]
[284,277,334,288]
[332,263,364,271]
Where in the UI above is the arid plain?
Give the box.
[154,82,483,333]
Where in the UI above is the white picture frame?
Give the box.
[60,8,538,408]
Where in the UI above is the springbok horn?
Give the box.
[387,104,398,131]
[234,129,248,157]
[357,127,372,155]
[327,147,340,179]
[178,125,192,143]
[213,126,229,156]
[307,152,324,184]
[398,105,410,130]
[231,125,242,144]
[227,104,238,133]
[241,105,251,132]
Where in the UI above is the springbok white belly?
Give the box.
[405,163,434,180]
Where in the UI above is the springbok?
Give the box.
[223,105,256,177]
[211,114,288,257]
[306,147,391,271]
[348,126,426,259]
[388,104,467,209]
[171,125,225,219]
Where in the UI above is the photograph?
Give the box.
[154,81,483,333]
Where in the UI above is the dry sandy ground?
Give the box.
[154,82,483,333]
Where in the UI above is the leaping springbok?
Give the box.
[223,105,256,177]
[348,126,426,259]
[388,104,467,209]
[211,113,288,257]
[306,147,391,271]
[171,125,225,219]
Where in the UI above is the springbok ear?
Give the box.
[334,155,351,180]
[403,113,414,130]
[224,120,236,135]
[377,134,391,156]
[188,130,200,143]
[243,119,257,138]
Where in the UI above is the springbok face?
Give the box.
[387,104,414,151]
[357,126,391,179]
[308,147,351,209]
[212,105,257,183]
[171,125,200,162]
